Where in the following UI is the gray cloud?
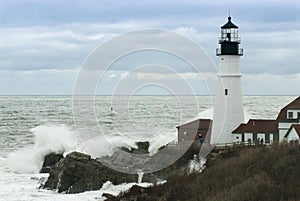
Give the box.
[0,69,77,95]
[0,0,299,95]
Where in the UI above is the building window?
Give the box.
[288,112,293,119]
[297,112,300,120]
[225,89,228,96]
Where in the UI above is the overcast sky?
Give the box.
[0,0,300,95]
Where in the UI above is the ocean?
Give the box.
[0,95,296,200]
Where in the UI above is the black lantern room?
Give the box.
[216,17,243,56]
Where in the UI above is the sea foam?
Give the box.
[6,124,77,174]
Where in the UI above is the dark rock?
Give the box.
[133,142,150,154]
[110,185,150,201]
[40,153,64,173]
[42,151,157,193]
[102,193,114,199]
[42,141,201,194]
[120,141,150,154]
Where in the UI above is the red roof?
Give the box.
[177,118,212,129]
[285,124,300,138]
[232,119,278,134]
[276,96,300,121]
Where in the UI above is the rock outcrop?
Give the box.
[120,141,150,154]
[42,141,202,193]
[42,151,157,193]
[40,153,64,173]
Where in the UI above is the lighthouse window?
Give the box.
[225,89,228,96]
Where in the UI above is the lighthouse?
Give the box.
[210,16,245,145]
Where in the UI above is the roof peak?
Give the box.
[221,16,238,29]
[276,96,300,121]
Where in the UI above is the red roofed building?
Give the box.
[176,119,212,143]
[232,96,300,144]
[232,119,278,144]
[176,96,300,145]
[276,97,300,140]
[276,97,300,121]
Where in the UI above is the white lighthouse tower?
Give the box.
[210,16,244,145]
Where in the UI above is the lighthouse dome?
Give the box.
[221,17,238,29]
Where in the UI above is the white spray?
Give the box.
[188,155,206,174]
[137,169,144,183]
[6,124,77,174]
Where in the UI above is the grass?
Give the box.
[108,143,300,201]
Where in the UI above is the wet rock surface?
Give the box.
[42,141,202,194]
[40,153,64,173]
[42,151,158,193]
